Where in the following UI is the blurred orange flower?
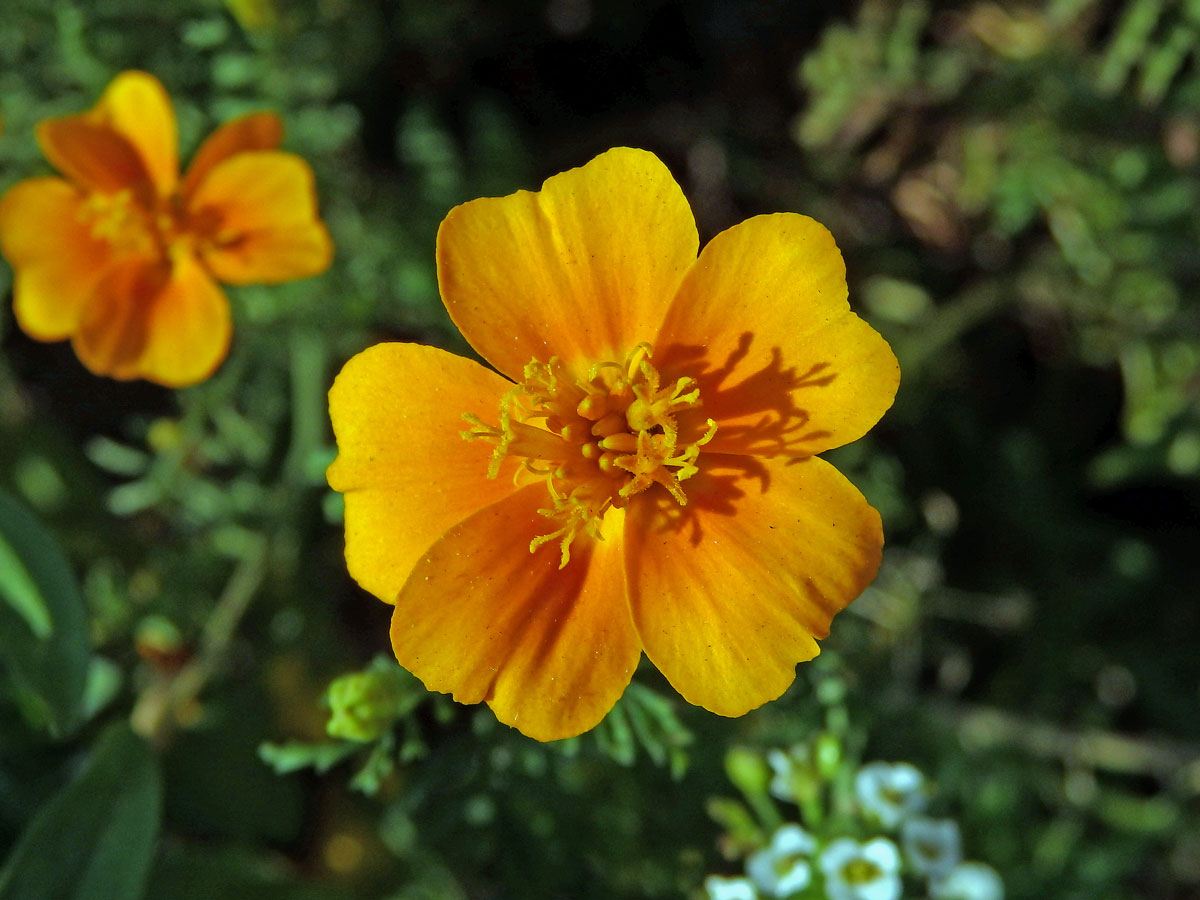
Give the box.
[0,71,331,386]
[327,148,899,741]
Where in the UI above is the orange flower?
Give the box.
[327,148,899,741]
[0,71,331,386]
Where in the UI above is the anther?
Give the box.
[590,412,625,438]
[597,452,619,475]
[576,394,608,420]
[598,433,638,454]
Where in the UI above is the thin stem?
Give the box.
[131,533,269,748]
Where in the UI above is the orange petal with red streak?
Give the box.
[181,112,283,199]
[133,254,233,387]
[36,118,151,196]
[391,486,639,741]
[189,150,331,283]
[90,71,179,196]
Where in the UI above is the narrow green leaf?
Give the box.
[0,530,52,638]
[80,657,124,723]
[594,701,636,766]
[0,722,162,900]
[623,694,667,767]
[0,490,90,736]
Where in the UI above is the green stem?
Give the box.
[131,534,269,747]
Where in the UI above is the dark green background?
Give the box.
[1,1,1197,898]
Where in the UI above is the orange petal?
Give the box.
[436,147,698,381]
[188,151,332,283]
[655,213,899,458]
[391,485,640,741]
[0,178,112,339]
[181,112,283,199]
[200,222,332,285]
[71,254,230,386]
[90,71,179,197]
[326,343,521,604]
[133,254,233,387]
[71,259,163,380]
[625,453,883,717]
[36,118,151,195]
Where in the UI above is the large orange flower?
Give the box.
[327,148,899,741]
[0,71,331,386]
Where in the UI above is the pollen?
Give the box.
[462,343,716,568]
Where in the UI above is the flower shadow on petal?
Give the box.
[660,332,837,458]
[636,453,771,548]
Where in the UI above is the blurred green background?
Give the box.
[0,1,1198,898]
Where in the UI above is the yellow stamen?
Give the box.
[462,344,715,567]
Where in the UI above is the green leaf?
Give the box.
[593,700,636,766]
[0,490,90,736]
[0,516,52,639]
[147,844,357,900]
[80,657,124,723]
[0,722,162,900]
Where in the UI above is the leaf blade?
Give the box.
[0,722,163,900]
[0,490,90,736]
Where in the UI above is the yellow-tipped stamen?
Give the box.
[461,347,716,566]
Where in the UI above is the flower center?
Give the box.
[774,854,807,878]
[841,858,883,885]
[78,189,194,262]
[463,343,716,568]
[915,839,943,861]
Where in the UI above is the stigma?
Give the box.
[463,343,716,567]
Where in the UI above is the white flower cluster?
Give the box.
[704,756,1003,900]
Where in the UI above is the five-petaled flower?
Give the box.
[0,70,332,386]
[327,147,899,741]
[855,762,928,829]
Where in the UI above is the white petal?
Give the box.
[772,823,817,856]
[819,837,862,875]
[930,862,1005,900]
[861,838,901,875]
[704,875,760,900]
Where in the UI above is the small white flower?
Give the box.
[747,823,816,897]
[767,747,802,801]
[901,816,962,877]
[929,862,1005,900]
[854,762,927,828]
[704,875,760,900]
[819,837,902,900]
